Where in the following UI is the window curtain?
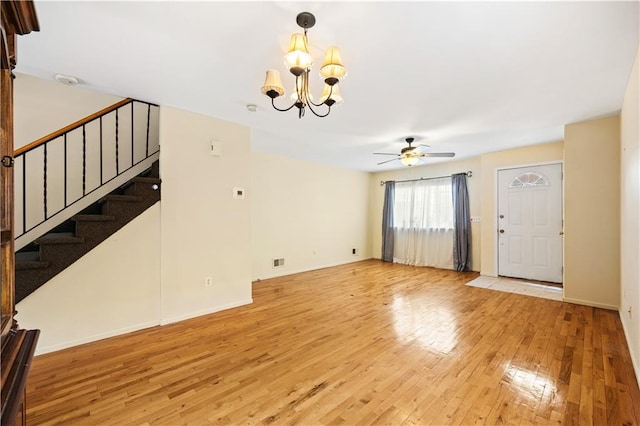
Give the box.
[452,173,472,271]
[393,178,454,269]
[381,181,395,262]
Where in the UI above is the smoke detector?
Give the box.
[54,73,79,86]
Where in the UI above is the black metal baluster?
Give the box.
[43,142,48,219]
[64,134,68,207]
[115,109,119,175]
[99,116,103,185]
[22,154,26,236]
[131,101,134,167]
[145,103,151,157]
[82,125,86,196]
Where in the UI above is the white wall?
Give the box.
[159,107,252,324]
[369,157,482,272]
[16,205,161,355]
[564,116,620,310]
[14,73,123,149]
[620,45,640,382]
[251,152,371,280]
[16,102,255,352]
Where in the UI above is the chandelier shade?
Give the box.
[285,33,312,75]
[261,12,346,119]
[320,46,346,84]
[319,84,343,106]
[261,70,285,98]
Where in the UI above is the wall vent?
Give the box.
[272,258,285,268]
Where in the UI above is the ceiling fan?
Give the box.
[374,137,455,167]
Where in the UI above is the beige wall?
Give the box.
[16,205,161,354]
[564,115,620,309]
[370,157,482,271]
[14,73,123,149]
[620,45,640,380]
[251,152,371,280]
[479,142,565,276]
[159,107,252,324]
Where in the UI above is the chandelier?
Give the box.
[261,12,346,118]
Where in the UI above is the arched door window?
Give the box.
[509,172,549,188]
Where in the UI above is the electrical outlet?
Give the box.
[205,277,213,287]
[352,248,359,255]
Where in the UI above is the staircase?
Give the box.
[15,161,160,303]
[13,98,161,303]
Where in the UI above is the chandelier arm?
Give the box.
[308,83,333,107]
[305,102,331,118]
[270,97,297,112]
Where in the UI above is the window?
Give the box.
[393,177,453,230]
[509,172,549,188]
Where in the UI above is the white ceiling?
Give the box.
[15,1,640,172]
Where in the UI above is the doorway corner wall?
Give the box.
[564,115,621,310]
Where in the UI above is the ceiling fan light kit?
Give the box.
[261,12,346,119]
[374,137,456,167]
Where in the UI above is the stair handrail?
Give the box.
[14,98,134,156]
[13,97,160,244]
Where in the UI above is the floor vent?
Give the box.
[272,258,285,268]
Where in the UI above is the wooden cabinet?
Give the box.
[1,2,40,424]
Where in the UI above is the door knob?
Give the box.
[499,229,505,234]
[559,231,564,235]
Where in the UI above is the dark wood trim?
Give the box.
[0,1,39,36]
[1,3,40,426]
[14,98,133,156]
[0,26,9,70]
[0,329,39,425]
[1,66,15,343]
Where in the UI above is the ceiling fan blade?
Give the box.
[417,152,456,158]
[377,158,400,165]
[412,144,431,154]
[373,152,400,156]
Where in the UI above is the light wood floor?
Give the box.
[26,260,640,425]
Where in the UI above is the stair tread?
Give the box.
[100,194,143,202]
[72,214,116,222]
[132,176,161,183]
[35,232,84,245]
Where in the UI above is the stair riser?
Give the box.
[124,182,161,198]
[74,221,120,240]
[101,197,158,218]
[39,242,94,264]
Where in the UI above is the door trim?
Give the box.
[493,160,565,283]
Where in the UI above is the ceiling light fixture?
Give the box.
[54,73,79,86]
[261,12,346,119]
[400,154,420,167]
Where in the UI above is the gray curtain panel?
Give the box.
[381,181,395,262]
[452,173,472,271]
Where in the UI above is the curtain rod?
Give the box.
[379,171,472,186]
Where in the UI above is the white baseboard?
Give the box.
[160,298,253,326]
[252,258,373,282]
[562,297,618,311]
[619,310,640,390]
[34,320,159,356]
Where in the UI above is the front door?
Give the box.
[497,163,563,283]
